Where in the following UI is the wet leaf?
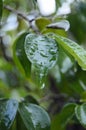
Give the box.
[51,33,86,70]
[24,33,58,86]
[18,102,51,130]
[75,103,86,128]
[51,103,76,130]
[47,20,70,31]
[16,112,27,130]
[13,32,31,77]
[0,99,18,130]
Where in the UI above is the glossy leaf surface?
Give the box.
[13,32,31,77]
[51,34,86,70]
[35,18,67,36]
[18,102,51,130]
[24,33,58,86]
[25,34,58,69]
[75,103,86,128]
[0,99,18,130]
[51,103,76,130]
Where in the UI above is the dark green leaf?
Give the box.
[13,32,31,77]
[24,95,39,105]
[75,103,86,128]
[68,1,86,43]
[51,33,86,70]
[24,33,58,86]
[0,99,18,130]
[24,33,58,71]
[51,103,76,130]
[0,0,3,20]
[60,103,76,126]
[18,102,51,130]
[16,112,27,130]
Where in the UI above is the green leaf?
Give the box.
[24,33,58,86]
[18,102,51,130]
[35,18,67,36]
[68,1,86,43]
[24,95,39,105]
[51,103,76,130]
[24,33,58,70]
[35,18,51,32]
[46,20,70,31]
[50,33,86,70]
[13,32,31,77]
[0,0,3,20]
[75,103,86,128]
[16,112,27,130]
[0,99,18,130]
[60,103,76,126]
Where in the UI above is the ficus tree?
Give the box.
[0,0,86,130]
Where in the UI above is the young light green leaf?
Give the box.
[35,18,67,36]
[51,33,86,70]
[13,32,31,77]
[18,102,51,130]
[75,103,86,128]
[0,99,18,130]
[46,20,70,31]
[35,18,51,32]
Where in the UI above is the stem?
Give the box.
[3,5,39,33]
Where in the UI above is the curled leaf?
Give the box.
[18,102,51,130]
[46,20,70,31]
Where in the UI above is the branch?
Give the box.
[3,5,39,33]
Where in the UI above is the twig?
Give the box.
[3,5,39,33]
